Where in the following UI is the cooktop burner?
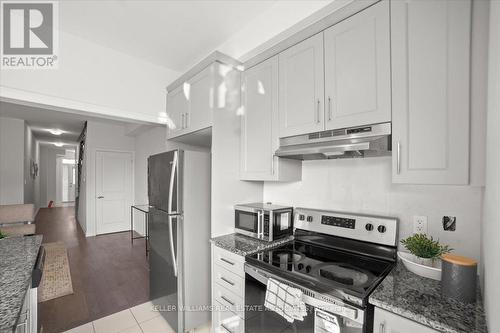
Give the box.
[311,263,374,288]
[270,250,305,264]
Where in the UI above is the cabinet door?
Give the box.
[188,65,214,132]
[166,85,188,139]
[324,0,391,130]
[374,307,439,333]
[241,57,277,180]
[279,33,324,138]
[391,0,471,184]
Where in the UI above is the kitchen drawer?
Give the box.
[212,301,244,333]
[213,246,245,277]
[214,264,245,298]
[213,281,245,319]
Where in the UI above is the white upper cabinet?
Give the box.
[166,62,227,140]
[187,66,214,133]
[240,56,301,181]
[278,33,325,138]
[391,0,471,184]
[166,85,188,139]
[324,0,391,130]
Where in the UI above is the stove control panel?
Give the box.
[321,216,355,229]
[294,208,398,247]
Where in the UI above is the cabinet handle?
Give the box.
[316,99,321,124]
[220,324,233,333]
[397,141,401,174]
[221,295,235,306]
[220,257,235,266]
[271,155,275,175]
[328,97,332,121]
[185,112,189,128]
[221,277,235,286]
[379,322,385,333]
[181,113,185,129]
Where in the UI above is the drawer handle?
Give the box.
[220,324,233,333]
[221,295,235,306]
[220,258,235,266]
[221,277,235,286]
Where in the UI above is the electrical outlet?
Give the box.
[413,216,428,234]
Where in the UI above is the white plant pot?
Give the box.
[398,251,442,281]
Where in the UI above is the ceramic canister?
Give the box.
[441,253,477,303]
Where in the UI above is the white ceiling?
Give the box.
[59,0,279,71]
[0,101,129,146]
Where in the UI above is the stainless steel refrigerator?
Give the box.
[148,149,211,333]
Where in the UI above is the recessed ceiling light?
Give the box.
[53,142,64,147]
[49,129,64,135]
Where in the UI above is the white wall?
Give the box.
[215,0,337,63]
[0,117,24,205]
[211,70,263,237]
[0,31,180,124]
[482,0,500,330]
[38,145,67,207]
[82,120,136,236]
[264,158,484,261]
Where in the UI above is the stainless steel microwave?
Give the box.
[234,203,293,242]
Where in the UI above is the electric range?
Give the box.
[244,208,398,333]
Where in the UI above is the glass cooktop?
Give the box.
[245,232,396,306]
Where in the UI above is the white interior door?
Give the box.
[96,151,133,234]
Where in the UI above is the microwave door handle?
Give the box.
[257,211,262,239]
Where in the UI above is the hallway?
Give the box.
[35,207,149,333]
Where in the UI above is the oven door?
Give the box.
[245,264,367,333]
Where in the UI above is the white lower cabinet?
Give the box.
[212,302,244,333]
[211,245,245,333]
[374,307,439,333]
[16,287,37,333]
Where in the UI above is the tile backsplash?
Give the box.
[264,157,483,262]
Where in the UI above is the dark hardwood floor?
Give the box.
[35,207,149,333]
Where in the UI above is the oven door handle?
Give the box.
[244,263,363,324]
[245,263,303,288]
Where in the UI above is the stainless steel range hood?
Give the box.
[275,122,392,160]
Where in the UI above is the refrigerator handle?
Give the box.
[167,150,178,277]
[168,215,178,277]
[168,150,178,215]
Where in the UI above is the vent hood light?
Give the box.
[49,129,64,135]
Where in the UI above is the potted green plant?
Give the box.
[398,234,452,280]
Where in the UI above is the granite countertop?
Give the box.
[0,235,43,332]
[210,233,293,256]
[369,260,487,333]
